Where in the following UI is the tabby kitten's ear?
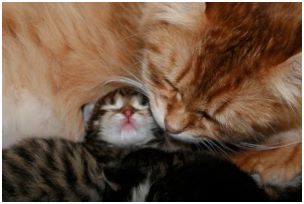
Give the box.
[268,52,301,110]
[82,102,95,128]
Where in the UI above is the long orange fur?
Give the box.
[3,3,301,189]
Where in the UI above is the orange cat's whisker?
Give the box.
[233,140,301,151]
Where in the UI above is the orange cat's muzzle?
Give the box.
[164,108,189,134]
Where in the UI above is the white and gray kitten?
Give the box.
[3,88,160,202]
[83,87,157,147]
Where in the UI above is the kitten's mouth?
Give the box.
[120,118,137,132]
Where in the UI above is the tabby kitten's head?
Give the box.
[141,3,301,143]
[83,88,156,147]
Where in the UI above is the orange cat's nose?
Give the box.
[165,120,182,134]
[122,107,134,118]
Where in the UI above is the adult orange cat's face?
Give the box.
[141,3,301,143]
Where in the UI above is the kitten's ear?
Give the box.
[267,52,301,110]
[82,103,95,127]
[142,3,206,31]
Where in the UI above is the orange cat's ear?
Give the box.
[267,52,301,109]
[142,3,206,31]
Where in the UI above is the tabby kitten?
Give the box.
[83,87,156,147]
[3,138,127,201]
[2,88,157,202]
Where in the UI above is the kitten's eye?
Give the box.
[117,89,125,96]
[104,96,115,105]
[131,95,149,110]
[109,97,115,105]
[101,93,124,110]
[140,96,149,106]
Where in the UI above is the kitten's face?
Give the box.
[85,88,155,147]
[141,3,301,143]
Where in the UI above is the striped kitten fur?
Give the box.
[3,88,156,201]
[3,138,128,201]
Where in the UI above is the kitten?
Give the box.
[102,148,269,202]
[2,88,157,202]
[84,87,156,147]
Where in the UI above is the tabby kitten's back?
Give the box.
[3,138,107,201]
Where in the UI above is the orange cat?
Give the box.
[139,3,301,187]
[3,3,143,147]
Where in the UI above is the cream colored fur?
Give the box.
[3,3,142,147]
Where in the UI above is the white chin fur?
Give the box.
[99,113,156,147]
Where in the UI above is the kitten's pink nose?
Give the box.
[165,120,182,134]
[122,107,134,118]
